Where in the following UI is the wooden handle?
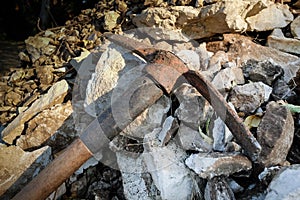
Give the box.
[12,138,92,200]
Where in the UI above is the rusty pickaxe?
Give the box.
[12,33,261,200]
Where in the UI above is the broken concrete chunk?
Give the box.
[176,124,212,152]
[246,3,293,31]
[242,59,283,86]
[16,101,73,150]
[229,82,272,113]
[143,129,194,199]
[185,152,252,179]
[204,177,236,200]
[2,80,69,144]
[267,29,300,55]
[212,66,245,92]
[0,145,51,198]
[265,165,300,200]
[291,16,300,39]
[257,101,294,167]
[174,83,213,130]
[158,116,179,146]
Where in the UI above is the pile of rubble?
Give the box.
[1,0,300,199]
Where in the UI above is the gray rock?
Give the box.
[215,34,300,83]
[196,43,214,71]
[174,83,213,130]
[2,80,69,144]
[265,165,300,200]
[228,178,244,193]
[203,51,228,81]
[121,95,170,139]
[175,50,201,71]
[153,41,173,52]
[272,79,296,100]
[158,116,179,146]
[267,29,300,55]
[143,129,194,200]
[185,152,252,179]
[257,101,294,167]
[212,66,245,92]
[291,16,300,39]
[229,82,272,113]
[211,116,233,152]
[204,177,235,200]
[242,59,283,86]
[0,145,51,198]
[246,3,293,31]
[176,124,212,152]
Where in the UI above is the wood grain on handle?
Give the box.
[12,139,92,200]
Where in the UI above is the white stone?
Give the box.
[246,3,293,31]
[265,165,300,200]
[176,50,200,71]
[143,130,194,200]
[267,29,300,55]
[212,66,245,92]
[116,152,160,200]
[291,16,300,39]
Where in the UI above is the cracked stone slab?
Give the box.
[16,101,73,150]
[1,80,69,144]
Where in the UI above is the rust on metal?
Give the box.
[106,34,262,161]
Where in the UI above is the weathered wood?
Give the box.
[12,139,92,200]
[13,76,163,200]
